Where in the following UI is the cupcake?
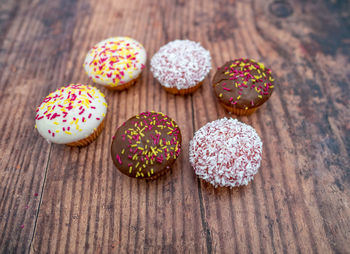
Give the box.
[212,58,275,115]
[35,84,107,146]
[189,118,262,188]
[111,111,182,179]
[83,37,147,91]
[150,40,211,95]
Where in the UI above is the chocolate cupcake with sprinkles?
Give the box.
[111,111,182,179]
[212,58,275,115]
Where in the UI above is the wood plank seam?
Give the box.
[28,144,52,254]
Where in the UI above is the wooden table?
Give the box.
[1,0,349,253]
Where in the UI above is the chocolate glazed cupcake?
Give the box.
[212,58,275,115]
[111,111,182,179]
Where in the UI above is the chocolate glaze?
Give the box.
[213,59,275,110]
[111,112,182,179]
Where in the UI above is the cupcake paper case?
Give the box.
[35,84,107,146]
[84,37,147,90]
[189,118,262,188]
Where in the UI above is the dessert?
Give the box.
[84,37,147,90]
[111,111,182,179]
[150,40,211,94]
[189,118,262,188]
[35,84,107,146]
[212,58,275,115]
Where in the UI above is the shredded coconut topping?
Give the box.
[150,40,211,89]
[189,118,262,188]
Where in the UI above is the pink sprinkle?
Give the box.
[34,193,38,197]
[222,87,231,91]
[116,154,122,164]
[20,225,24,228]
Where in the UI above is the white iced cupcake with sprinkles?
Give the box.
[35,84,107,146]
[84,37,147,91]
[189,118,262,188]
[150,40,211,95]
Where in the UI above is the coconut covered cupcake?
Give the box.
[35,84,107,146]
[84,37,147,91]
[189,118,262,188]
[150,40,211,94]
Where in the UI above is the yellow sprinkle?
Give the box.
[258,95,263,98]
[121,149,125,154]
[151,147,157,155]
[65,131,72,135]
[219,93,223,98]
[55,130,59,133]
[53,121,59,125]
[129,167,132,173]
[140,173,144,177]
[258,62,265,70]
[143,164,146,168]
[151,169,154,174]
[135,162,140,168]
[237,96,241,100]
[35,124,37,129]
[131,144,137,147]
[139,168,142,172]
[148,172,151,177]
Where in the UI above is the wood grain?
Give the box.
[0,0,349,253]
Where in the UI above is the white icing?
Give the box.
[84,37,147,87]
[150,40,211,89]
[189,118,263,188]
[35,84,107,144]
